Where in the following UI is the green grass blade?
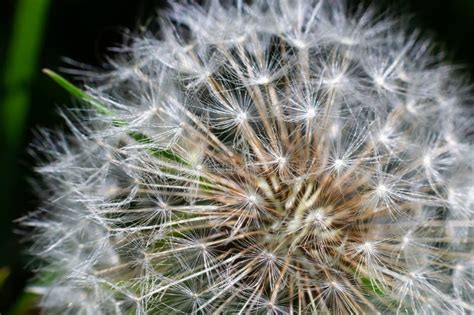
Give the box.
[2,0,51,146]
[43,70,187,164]
[42,69,112,115]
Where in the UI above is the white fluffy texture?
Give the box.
[27,0,473,314]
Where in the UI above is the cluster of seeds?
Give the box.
[27,1,472,314]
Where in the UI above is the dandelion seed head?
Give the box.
[25,0,473,314]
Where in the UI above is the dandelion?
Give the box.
[25,0,473,314]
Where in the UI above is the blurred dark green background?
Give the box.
[0,0,473,313]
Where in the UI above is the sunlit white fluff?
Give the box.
[25,0,473,314]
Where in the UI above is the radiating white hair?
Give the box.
[26,0,473,313]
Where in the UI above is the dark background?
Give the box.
[0,0,473,313]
